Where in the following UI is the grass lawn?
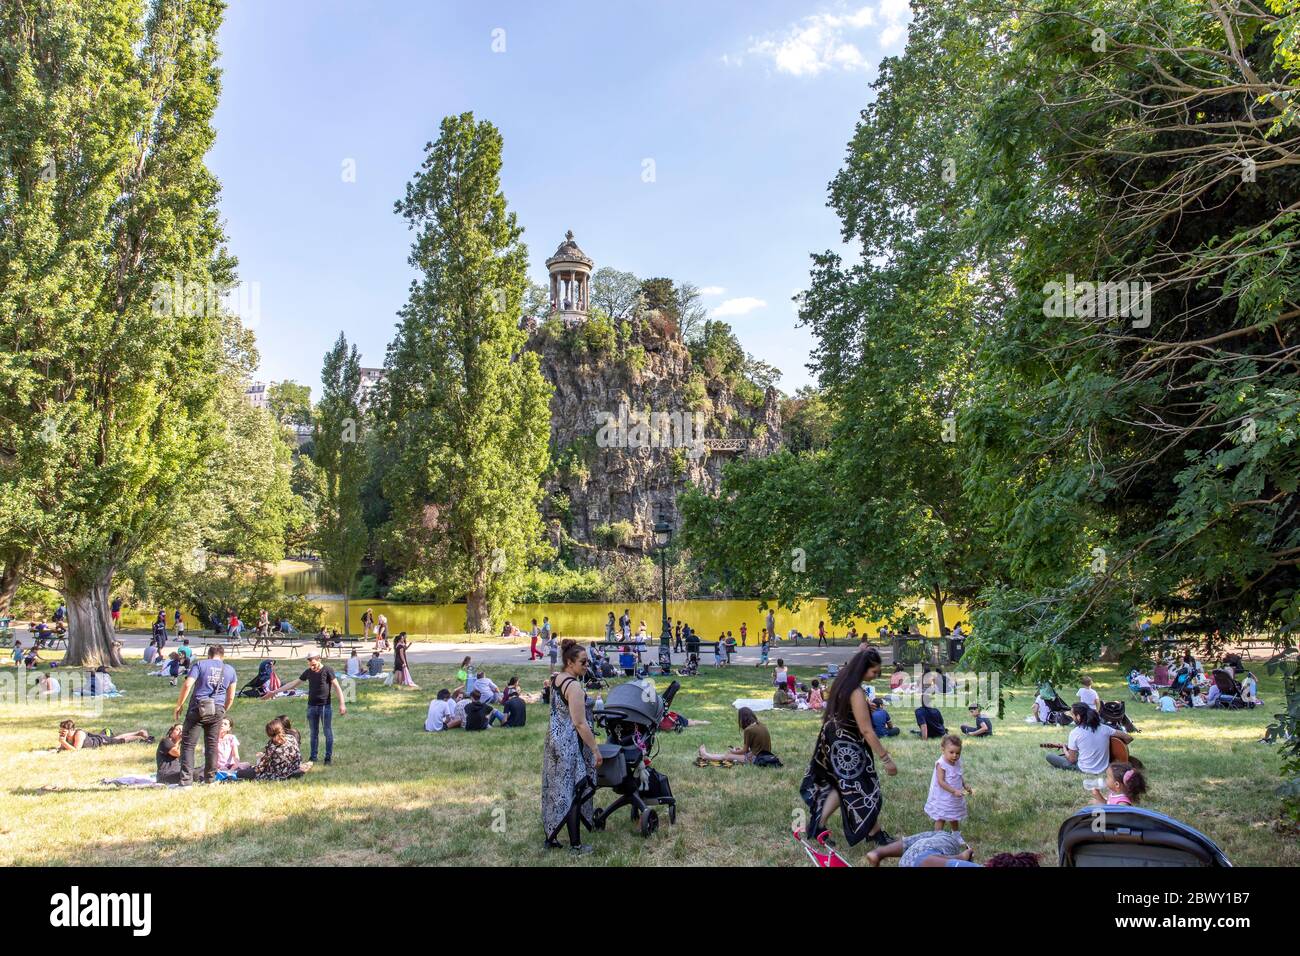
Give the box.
[0,656,1295,866]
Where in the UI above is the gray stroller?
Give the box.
[592,679,680,836]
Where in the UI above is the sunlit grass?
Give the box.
[0,658,1293,866]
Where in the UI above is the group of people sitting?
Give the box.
[59,715,312,784]
[424,672,533,732]
[1128,652,1260,710]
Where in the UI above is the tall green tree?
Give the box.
[590,267,641,320]
[313,334,368,634]
[0,0,232,666]
[378,113,552,632]
[266,381,313,427]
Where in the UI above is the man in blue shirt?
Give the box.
[173,645,237,785]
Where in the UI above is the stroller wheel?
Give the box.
[592,808,606,831]
[640,809,659,837]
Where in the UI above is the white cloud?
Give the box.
[742,2,911,76]
[711,297,767,317]
[699,286,727,296]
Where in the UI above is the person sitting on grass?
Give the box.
[502,689,528,728]
[807,679,825,711]
[1157,689,1178,712]
[366,651,385,678]
[35,671,61,697]
[217,717,251,773]
[870,698,899,737]
[773,682,797,709]
[236,717,310,781]
[425,689,463,731]
[960,703,993,737]
[462,689,506,730]
[345,649,363,678]
[473,671,501,704]
[697,707,779,765]
[1089,760,1147,807]
[912,694,947,739]
[156,724,183,784]
[1045,703,1133,773]
[58,719,152,750]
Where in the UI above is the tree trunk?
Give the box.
[465,563,491,633]
[64,568,123,668]
[933,586,948,637]
[0,549,24,616]
[342,588,350,637]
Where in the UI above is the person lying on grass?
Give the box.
[697,707,777,765]
[866,831,1040,868]
[58,719,152,750]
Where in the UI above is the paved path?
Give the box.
[106,630,884,668]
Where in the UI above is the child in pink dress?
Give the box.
[924,735,971,830]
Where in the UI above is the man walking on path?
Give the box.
[266,653,347,764]
[173,645,237,786]
[766,608,776,647]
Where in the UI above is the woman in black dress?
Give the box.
[392,632,419,689]
[801,647,897,848]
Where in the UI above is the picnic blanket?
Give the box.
[732,698,774,712]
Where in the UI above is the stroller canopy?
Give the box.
[1058,806,1231,867]
[602,680,665,727]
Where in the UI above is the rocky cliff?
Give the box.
[525,315,781,563]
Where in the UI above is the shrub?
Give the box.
[594,520,637,549]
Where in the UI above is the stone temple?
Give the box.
[546,230,593,327]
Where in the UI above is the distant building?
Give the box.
[359,367,386,410]
[546,230,593,327]
[244,381,268,410]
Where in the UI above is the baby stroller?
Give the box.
[1211,669,1250,709]
[1057,806,1231,866]
[1038,683,1074,726]
[592,679,681,836]
[1100,699,1138,735]
[237,659,278,698]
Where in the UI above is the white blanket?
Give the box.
[733,698,774,712]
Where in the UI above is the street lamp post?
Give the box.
[654,513,672,667]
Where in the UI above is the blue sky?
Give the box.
[209,0,912,395]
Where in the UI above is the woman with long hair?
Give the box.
[542,639,603,854]
[392,631,419,689]
[800,647,898,849]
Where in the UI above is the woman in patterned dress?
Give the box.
[236,717,309,780]
[801,647,898,848]
[542,639,603,854]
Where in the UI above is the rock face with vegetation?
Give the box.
[527,310,781,564]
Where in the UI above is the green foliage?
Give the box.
[683,372,711,414]
[0,0,235,666]
[150,565,323,635]
[594,520,637,549]
[514,564,608,603]
[377,113,553,631]
[624,344,648,376]
[591,267,642,320]
[266,381,313,426]
[313,333,370,631]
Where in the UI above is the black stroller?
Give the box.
[1210,669,1250,709]
[592,679,680,836]
[1038,683,1074,726]
[1100,699,1138,735]
[237,659,275,698]
[1058,806,1231,866]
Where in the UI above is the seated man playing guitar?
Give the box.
[1042,703,1133,774]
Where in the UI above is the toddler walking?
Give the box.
[924,734,971,831]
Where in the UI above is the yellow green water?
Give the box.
[120,562,964,639]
